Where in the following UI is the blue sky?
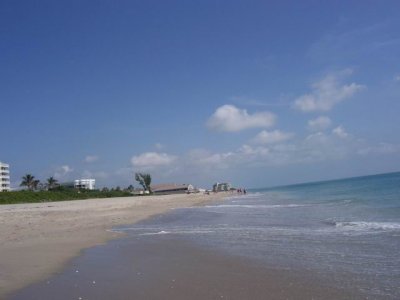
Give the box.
[1,1,400,189]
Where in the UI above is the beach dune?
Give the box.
[0,193,226,297]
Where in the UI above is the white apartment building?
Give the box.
[212,182,232,192]
[74,179,95,190]
[0,162,10,192]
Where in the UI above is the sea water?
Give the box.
[118,172,400,299]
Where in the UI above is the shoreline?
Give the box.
[10,234,358,300]
[0,192,228,298]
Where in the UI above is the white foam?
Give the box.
[203,204,304,209]
[139,230,171,236]
[138,229,215,236]
[239,192,264,198]
[335,221,400,231]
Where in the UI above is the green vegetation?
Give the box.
[135,173,152,193]
[0,172,141,205]
[46,176,58,190]
[0,188,133,205]
[20,174,40,191]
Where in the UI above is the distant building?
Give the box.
[74,179,95,190]
[151,183,194,195]
[212,182,231,192]
[0,162,10,192]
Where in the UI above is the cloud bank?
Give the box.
[131,152,177,169]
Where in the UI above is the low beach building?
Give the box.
[74,179,95,190]
[213,182,231,192]
[151,183,194,195]
[0,162,10,192]
[131,188,150,195]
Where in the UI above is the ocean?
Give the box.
[117,171,400,299]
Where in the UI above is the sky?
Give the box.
[1,0,400,189]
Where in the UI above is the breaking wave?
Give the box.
[202,204,304,209]
[331,221,400,231]
[138,229,215,236]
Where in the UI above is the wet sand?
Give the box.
[9,235,360,300]
[0,193,227,298]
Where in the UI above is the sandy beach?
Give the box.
[0,193,227,298]
[10,236,357,300]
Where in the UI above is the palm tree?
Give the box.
[135,173,152,193]
[32,179,40,190]
[46,176,58,190]
[20,174,40,191]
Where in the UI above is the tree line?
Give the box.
[18,172,152,193]
[20,174,58,191]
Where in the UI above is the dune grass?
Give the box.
[0,189,133,205]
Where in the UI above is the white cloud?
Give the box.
[308,116,332,131]
[394,75,400,82]
[185,149,234,169]
[131,152,177,169]
[185,129,361,170]
[299,132,352,162]
[251,130,293,145]
[332,126,349,138]
[293,69,365,112]
[61,165,72,173]
[238,144,269,156]
[357,143,400,155]
[54,165,74,180]
[154,143,165,150]
[81,170,108,179]
[207,105,276,132]
[84,155,99,163]
[124,133,398,184]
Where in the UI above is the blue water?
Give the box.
[118,172,400,299]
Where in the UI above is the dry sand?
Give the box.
[0,193,227,297]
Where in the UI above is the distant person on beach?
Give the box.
[243,189,246,194]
